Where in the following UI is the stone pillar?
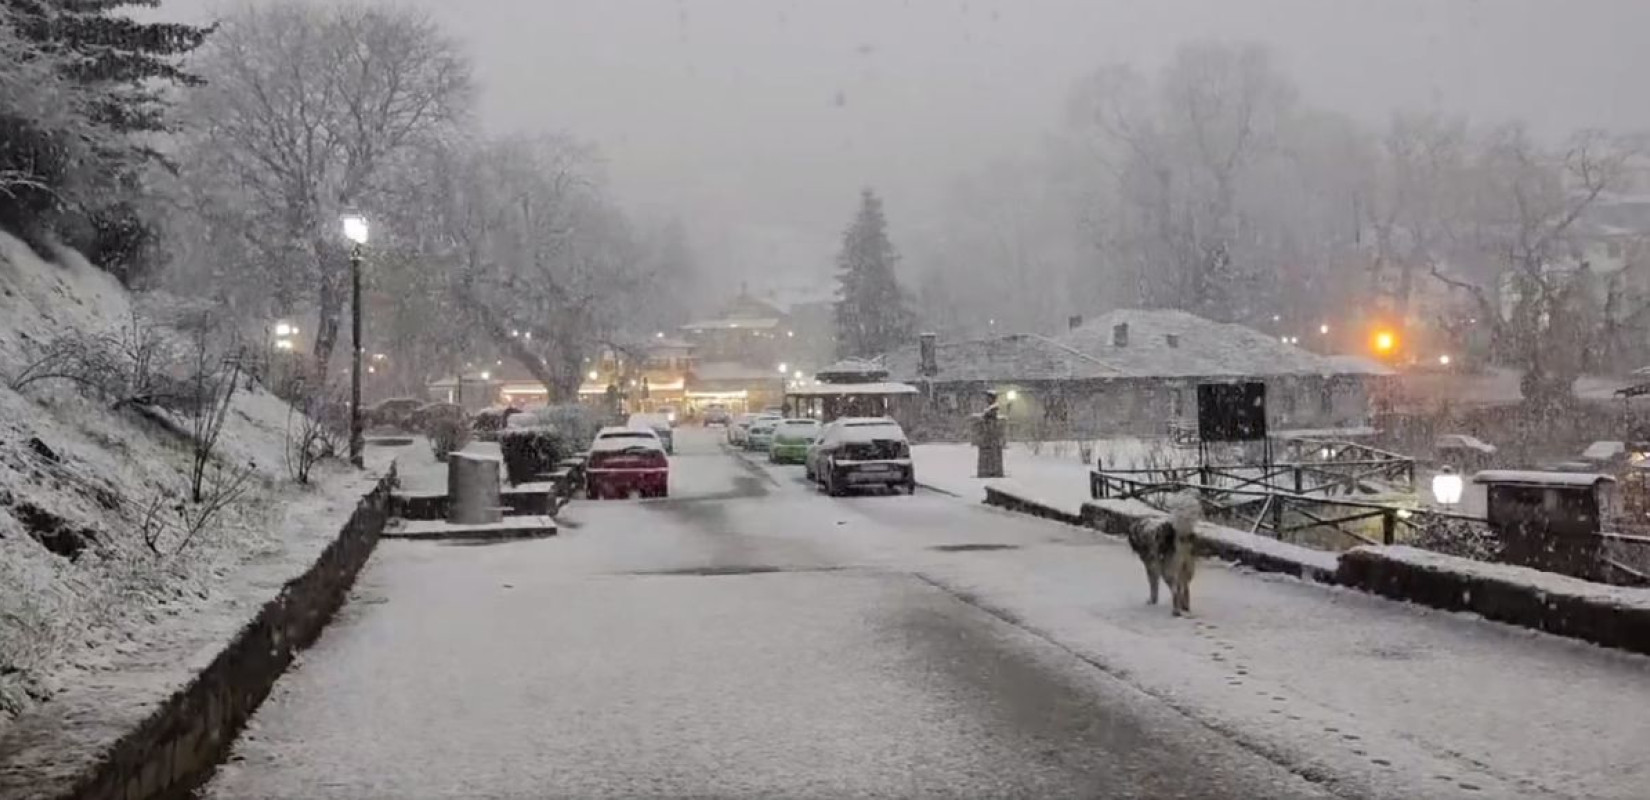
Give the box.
[974,416,1005,478]
[448,450,504,525]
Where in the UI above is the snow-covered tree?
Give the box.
[834,188,915,358]
[1066,42,1297,322]
[0,0,208,278]
[385,134,655,401]
[177,0,471,374]
[1427,125,1633,408]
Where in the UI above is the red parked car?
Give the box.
[586,426,670,499]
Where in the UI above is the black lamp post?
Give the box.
[342,214,370,467]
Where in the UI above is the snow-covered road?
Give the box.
[206,428,1650,799]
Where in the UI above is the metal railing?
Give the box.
[1089,470,1468,547]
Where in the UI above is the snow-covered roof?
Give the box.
[682,317,781,331]
[1471,470,1616,487]
[881,333,1117,382]
[787,382,919,396]
[1056,309,1373,379]
[1582,441,1627,461]
[692,361,782,383]
[881,310,1380,383]
[815,357,889,382]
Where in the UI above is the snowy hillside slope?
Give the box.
[0,231,350,726]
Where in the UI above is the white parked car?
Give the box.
[627,412,674,454]
[806,417,914,496]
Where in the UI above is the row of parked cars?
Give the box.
[722,412,916,496]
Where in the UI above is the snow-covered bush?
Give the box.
[429,417,470,462]
[284,386,342,486]
[7,314,188,410]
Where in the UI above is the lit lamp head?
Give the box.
[341,214,370,246]
[1432,466,1464,505]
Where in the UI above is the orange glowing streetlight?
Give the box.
[1372,329,1398,356]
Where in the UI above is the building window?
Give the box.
[1280,383,1297,418]
[1319,382,1335,416]
[1169,387,1185,418]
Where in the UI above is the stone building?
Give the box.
[880,309,1391,440]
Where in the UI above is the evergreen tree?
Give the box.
[0,0,210,279]
[833,188,916,358]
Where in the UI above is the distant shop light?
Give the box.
[588,370,599,381]
[1439,354,1452,366]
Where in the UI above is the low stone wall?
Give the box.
[6,469,396,800]
[982,486,1084,526]
[1337,546,1650,657]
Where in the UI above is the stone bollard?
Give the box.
[448,450,504,525]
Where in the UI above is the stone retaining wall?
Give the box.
[1338,546,1650,657]
[9,469,396,800]
[982,486,1084,526]
[988,485,1650,657]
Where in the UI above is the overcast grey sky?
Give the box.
[167,0,1650,288]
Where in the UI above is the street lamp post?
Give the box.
[342,214,370,467]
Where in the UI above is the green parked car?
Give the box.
[768,419,822,464]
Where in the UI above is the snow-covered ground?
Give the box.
[0,231,387,731]
[913,438,1194,516]
[211,429,1650,799]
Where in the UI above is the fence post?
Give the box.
[1381,511,1396,545]
[1270,495,1285,538]
[1293,466,1303,495]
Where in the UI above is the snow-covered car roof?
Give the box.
[778,418,821,428]
[828,418,907,443]
[749,419,780,432]
[831,416,900,427]
[592,427,663,452]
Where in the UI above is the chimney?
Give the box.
[918,332,938,377]
[1067,314,1084,330]
[1165,334,1180,349]
[1112,322,1129,347]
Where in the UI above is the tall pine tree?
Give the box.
[833,188,916,359]
[0,0,210,279]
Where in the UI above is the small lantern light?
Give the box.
[341,214,370,245]
[1432,466,1463,505]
